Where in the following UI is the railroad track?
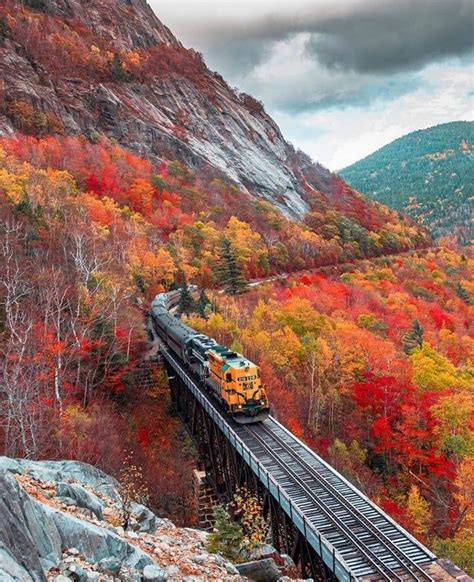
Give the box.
[238,418,435,581]
[159,340,437,580]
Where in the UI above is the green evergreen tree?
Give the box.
[216,237,248,295]
[177,275,195,316]
[455,282,472,305]
[206,506,244,561]
[402,319,424,354]
[196,289,211,317]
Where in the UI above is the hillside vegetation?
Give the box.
[0,134,431,520]
[340,122,473,242]
[0,0,471,574]
[188,250,474,572]
[0,0,389,220]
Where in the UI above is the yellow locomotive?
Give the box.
[206,345,269,423]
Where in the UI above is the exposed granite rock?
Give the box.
[97,556,122,575]
[0,458,246,581]
[56,482,104,520]
[0,457,121,502]
[0,0,342,220]
[142,564,166,581]
[129,501,156,533]
[235,557,282,581]
[0,469,52,581]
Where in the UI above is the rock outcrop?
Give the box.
[0,0,344,220]
[0,457,243,581]
[0,457,318,582]
[0,457,310,581]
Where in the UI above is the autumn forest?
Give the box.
[0,0,473,576]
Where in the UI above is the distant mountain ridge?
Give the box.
[340,121,473,243]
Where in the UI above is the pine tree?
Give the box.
[206,506,244,560]
[456,282,472,305]
[196,289,211,317]
[216,237,248,295]
[402,319,424,354]
[177,275,195,316]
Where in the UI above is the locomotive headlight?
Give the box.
[260,399,265,404]
[238,405,242,409]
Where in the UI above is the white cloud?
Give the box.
[274,62,474,169]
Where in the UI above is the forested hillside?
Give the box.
[188,250,474,572]
[340,122,473,243]
[0,0,471,575]
[0,0,395,221]
[0,134,430,520]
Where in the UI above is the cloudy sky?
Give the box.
[150,0,474,170]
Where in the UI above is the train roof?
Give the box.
[209,345,256,371]
[153,309,197,342]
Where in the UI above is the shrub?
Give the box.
[206,506,244,561]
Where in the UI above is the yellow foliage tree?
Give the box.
[223,216,267,272]
[128,238,176,291]
[407,485,431,538]
[432,393,474,459]
[270,326,302,368]
[410,344,470,392]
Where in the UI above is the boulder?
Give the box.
[235,558,281,582]
[128,501,156,533]
[40,504,155,570]
[0,457,121,502]
[0,469,54,580]
[98,556,122,575]
[66,563,88,582]
[56,482,104,520]
[245,543,278,561]
[0,547,39,582]
[224,562,239,575]
[142,564,167,581]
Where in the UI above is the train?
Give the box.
[150,289,270,424]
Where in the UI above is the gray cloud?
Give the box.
[305,0,474,74]
[153,0,474,112]
[162,0,473,76]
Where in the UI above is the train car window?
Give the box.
[226,373,232,382]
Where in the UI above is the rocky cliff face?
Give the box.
[0,457,308,582]
[0,0,339,219]
[0,457,240,581]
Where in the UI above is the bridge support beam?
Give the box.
[164,358,336,581]
[193,469,218,531]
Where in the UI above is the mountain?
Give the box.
[0,0,331,219]
[339,122,474,243]
[0,0,432,239]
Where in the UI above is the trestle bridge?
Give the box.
[157,341,440,582]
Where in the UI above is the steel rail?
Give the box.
[250,420,435,582]
[244,423,407,581]
[157,334,436,581]
[159,342,354,580]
